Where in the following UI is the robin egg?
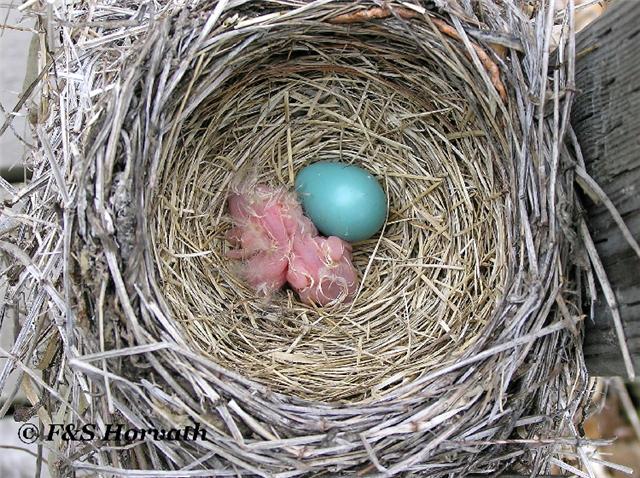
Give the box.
[295,161,387,242]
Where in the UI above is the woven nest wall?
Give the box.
[1,1,595,476]
[156,18,512,403]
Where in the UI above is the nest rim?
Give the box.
[3,1,591,476]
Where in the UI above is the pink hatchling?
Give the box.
[226,186,295,294]
[287,234,358,306]
[226,184,358,304]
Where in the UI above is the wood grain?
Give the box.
[572,0,640,376]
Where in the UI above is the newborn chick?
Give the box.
[226,183,358,304]
[226,186,297,294]
[287,234,358,306]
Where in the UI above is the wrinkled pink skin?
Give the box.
[226,187,294,295]
[287,235,358,305]
[226,185,358,305]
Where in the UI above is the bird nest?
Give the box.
[155,18,510,402]
[1,0,594,476]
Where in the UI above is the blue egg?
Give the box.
[295,161,387,242]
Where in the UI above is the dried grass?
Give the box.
[0,0,606,476]
[154,26,510,402]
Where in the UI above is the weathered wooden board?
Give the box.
[572,0,640,376]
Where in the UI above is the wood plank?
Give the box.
[572,0,640,376]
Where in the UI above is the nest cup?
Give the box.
[154,16,510,403]
[9,1,589,476]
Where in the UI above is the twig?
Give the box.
[329,6,508,102]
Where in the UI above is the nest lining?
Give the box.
[1,1,594,476]
[152,23,509,402]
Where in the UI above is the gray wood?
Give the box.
[572,0,640,376]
